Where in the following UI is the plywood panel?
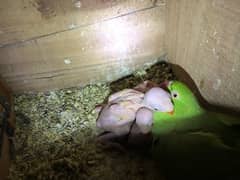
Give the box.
[0,3,166,92]
[166,0,240,110]
[3,55,160,92]
[0,0,158,46]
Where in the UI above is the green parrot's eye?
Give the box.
[171,91,179,99]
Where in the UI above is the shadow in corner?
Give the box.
[170,63,240,116]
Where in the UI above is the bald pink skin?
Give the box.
[144,87,173,112]
[108,89,144,104]
[96,89,145,136]
[96,81,173,136]
[135,107,153,134]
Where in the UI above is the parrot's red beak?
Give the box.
[167,110,174,115]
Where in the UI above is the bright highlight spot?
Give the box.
[98,18,141,57]
[64,58,72,65]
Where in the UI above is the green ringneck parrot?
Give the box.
[151,81,240,179]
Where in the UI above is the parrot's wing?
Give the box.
[199,111,240,148]
[213,111,240,126]
[151,131,240,179]
[152,131,236,157]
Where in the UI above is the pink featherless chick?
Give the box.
[96,88,145,136]
[95,80,173,143]
[135,86,174,134]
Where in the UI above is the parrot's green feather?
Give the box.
[151,81,240,179]
[151,131,240,179]
[152,81,205,135]
[152,81,240,140]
